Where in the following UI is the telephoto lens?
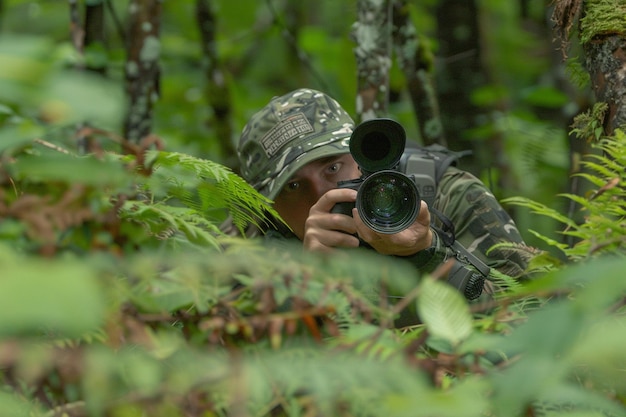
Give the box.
[356,170,420,234]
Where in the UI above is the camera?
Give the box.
[331,118,434,234]
[331,118,489,301]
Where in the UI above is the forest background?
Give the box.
[2,1,626,417]
[1,0,584,247]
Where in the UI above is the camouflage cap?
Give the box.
[238,88,354,199]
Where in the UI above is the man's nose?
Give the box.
[310,179,335,201]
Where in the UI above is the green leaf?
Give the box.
[0,121,45,154]
[11,152,134,188]
[417,277,473,346]
[0,391,41,416]
[0,249,106,337]
[521,86,570,108]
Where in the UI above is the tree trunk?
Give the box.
[553,0,626,135]
[392,0,446,146]
[434,0,484,169]
[584,35,626,135]
[196,0,235,165]
[352,0,393,122]
[123,0,162,144]
[68,0,84,57]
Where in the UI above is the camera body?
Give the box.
[331,119,427,234]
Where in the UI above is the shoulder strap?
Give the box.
[420,144,472,184]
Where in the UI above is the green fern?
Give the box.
[145,150,284,236]
[0,137,283,254]
[504,128,626,265]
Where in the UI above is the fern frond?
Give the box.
[145,151,285,236]
[502,196,578,229]
[118,200,222,250]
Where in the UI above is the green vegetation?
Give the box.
[1,125,625,415]
[1,1,626,416]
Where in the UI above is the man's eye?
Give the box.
[286,181,300,191]
[327,163,340,173]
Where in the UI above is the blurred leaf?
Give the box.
[41,71,125,127]
[0,120,45,154]
[521,86,570,108]
[0,391,41,416]
[0,247,106,337]
[386,376,490,417]
[417,277,473,346]
[0,35,52,101]
[11,152,135,188]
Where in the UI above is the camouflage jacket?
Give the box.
[430,166,528,278]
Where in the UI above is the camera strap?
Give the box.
[429,206,491,278]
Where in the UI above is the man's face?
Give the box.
[273,153,360,240]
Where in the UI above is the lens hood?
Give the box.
[349,119,406,174]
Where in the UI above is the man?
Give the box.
[235,88,528,299]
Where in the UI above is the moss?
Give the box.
[580,0,626,44]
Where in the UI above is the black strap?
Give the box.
[429,206,491,278]
[429,206,456,246]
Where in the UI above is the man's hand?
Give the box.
[353,200,433,256]
[303,189,432,256]
[302,188,360,252]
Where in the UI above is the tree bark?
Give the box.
[352,0,393,122]
[553,0,626,135]
[434,0,484,169]
[68,0,84,56]
[196,0,235,164]
[123,0,162,144]
[392,0,446,146]
[584,35,626,134]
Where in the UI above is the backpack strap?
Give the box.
[420,144,472,183]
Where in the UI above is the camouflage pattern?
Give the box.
[433,166,528,278]
[238,88,355,199]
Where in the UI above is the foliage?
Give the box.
[1,1,626,417]
[503,122,626,270]
[0,124,280,256]
[1,119,626,416]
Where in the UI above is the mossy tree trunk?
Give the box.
[581,0,626,134]
[553,0,626,135]
[352,0,447,145]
